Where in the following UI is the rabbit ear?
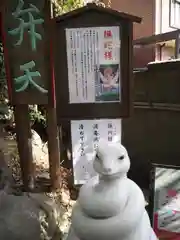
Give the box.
[98,138,107,146]
[97,138,109,151]
[112,135,121,143]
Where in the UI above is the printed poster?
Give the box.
[71,119,121,185]
[66,26,120,103]
[153,166,180,239]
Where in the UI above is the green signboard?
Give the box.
[2,0,52,104]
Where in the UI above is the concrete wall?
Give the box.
[155,0,177,61]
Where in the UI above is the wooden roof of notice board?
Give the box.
[56,3,142,24]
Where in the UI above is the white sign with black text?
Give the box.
[71,119,121,185]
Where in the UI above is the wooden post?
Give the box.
[14,104,34,191]
[175,32,180,58]
[45,1,61,191]
[46,106,61,190]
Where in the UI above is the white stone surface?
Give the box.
[66,139,158,240]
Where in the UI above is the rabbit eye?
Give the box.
[118,155,124,160]
[96,154,100,160]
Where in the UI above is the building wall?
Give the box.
[155,0,179,61]
[155,0,172,34]
[156,0,180,34]
[103,0,156,67]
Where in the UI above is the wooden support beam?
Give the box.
[175,33,180,58]
[46,106,61,190]
[45,2,61,191]
[14,104,34,191]
[134,30,180,46]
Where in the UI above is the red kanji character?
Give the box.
[167,189,177,198]
[104,51,112,60]
[104,30,112,38]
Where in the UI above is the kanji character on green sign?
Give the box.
[14,61,48,93]
[8,0,44,51]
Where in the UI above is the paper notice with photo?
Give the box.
[65,26,121,104]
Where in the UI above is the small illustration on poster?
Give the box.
[95,64,120,102]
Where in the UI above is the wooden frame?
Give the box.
[54,3,141,121]
[149,163,180,238]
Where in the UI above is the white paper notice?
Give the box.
[70,119,121,185]
[65,26,120,104]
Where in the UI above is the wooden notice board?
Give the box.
[54,3,141,121]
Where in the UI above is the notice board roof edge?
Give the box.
[55,3,142,24]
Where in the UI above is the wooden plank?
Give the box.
[133,30,180,46]
[1,0,53,105]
